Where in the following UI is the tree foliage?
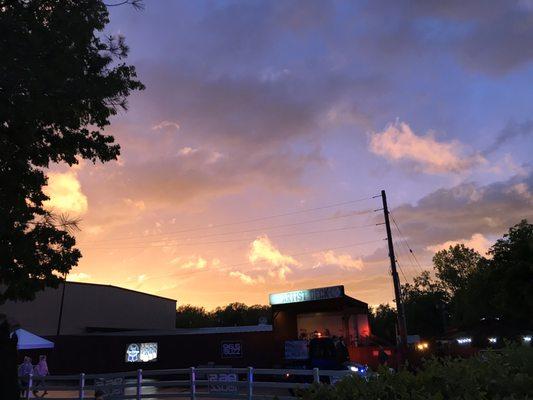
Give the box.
[401,271,448,337]
[370,220,533,339]
[0,0,144,303]
[486,220,533,327]
[433,244,482,296]
[176,303,272,328]
[368,304,397,344]
[301,345,533,400]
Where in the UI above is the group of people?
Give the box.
[18,355,49,398]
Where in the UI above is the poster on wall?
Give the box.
[285,340,309,360]
[125,342,158,362]
[220,341,243,358]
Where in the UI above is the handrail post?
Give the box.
[313,368,320,384]
[79,373,85,399]
[247,367,254,400]
[136,369,142,400]
[26,373,33,400]
[190,367,196,400]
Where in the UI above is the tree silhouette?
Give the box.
[0,0,144,303]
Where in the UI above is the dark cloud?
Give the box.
[456,11,533,74]
[134,64,382,149]
[484,120,533,155]
[363,0,533,75]
[392,170,533,249]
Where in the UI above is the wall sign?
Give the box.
[125,342,158,362]
[269,285,344,305]
[221,341,243,358]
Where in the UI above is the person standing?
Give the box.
[337,336,350,363]
[18,356,33,398]
[378,346,389,367]
[33,355,49,397]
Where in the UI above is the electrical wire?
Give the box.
[80,208,375,244]
[390,213,426,275]
[82,222,381,250]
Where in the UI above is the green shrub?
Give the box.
[300,346,533,400]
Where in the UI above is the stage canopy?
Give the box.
[14,329,54,350]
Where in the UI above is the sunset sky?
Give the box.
[45,1,533,309]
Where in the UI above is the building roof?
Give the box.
[87,324,273,336]
[64,281,177,303]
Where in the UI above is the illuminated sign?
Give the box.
[221,341,243,358]
[456,337,472,345]
[269,285,344,305]
[125,343,158,362]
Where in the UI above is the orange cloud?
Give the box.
[314,250,364,270]
[249,236,300,267]
[229,271,265,285]
[426,233,491,255]
[170,256,222,270]
[44,171,88,214]
[369,121,485,174]
[67,272,91,282]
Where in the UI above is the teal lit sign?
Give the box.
[269,285,344,305]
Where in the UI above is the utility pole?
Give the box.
[56,276,67,336]
[381,190,408,353]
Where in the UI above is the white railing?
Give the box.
[22,366,354,400]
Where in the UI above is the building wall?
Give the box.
[0,283,177,335]
[20,331,277,374]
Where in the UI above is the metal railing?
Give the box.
[21,366,354,399]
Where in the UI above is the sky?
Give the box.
[45,0,533,309]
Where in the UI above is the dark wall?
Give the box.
[20,332,277,374]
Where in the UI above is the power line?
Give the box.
[394,239,424,278]
[390,213,425,275]
[81,195,377,242]
[81,208,375,244]
[395,256,410,285]
[82,222,380,250]
[394,241,418,281]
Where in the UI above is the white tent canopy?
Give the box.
[14,328,54,350]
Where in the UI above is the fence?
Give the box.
[22,367,354,400]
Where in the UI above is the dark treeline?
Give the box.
[371,219,533,342]
[176,302,272,328]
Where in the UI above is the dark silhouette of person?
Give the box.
[378,346,389,366]
[0,315,20,400]
[336,337,350,364]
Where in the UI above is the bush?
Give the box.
[300,346,533,399]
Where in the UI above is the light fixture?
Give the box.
[488,337,497,344]
[457,337,472,345]
[416,342,429,351]
[523,336,532,343]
